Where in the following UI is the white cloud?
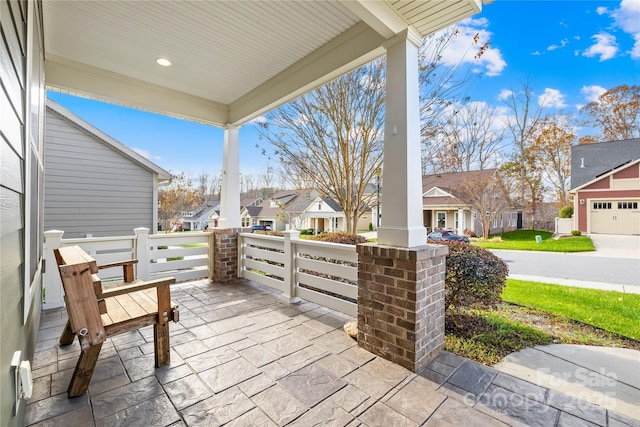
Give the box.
[532,50,542,56]
[497,89,513,101]
[581,85,607,103]
[596,6,609,15]
[613,0,640,59]
[249,115,267,125]
[583,32,618,61]
[430,17,507,77]
[132,147,161,161]
[538,88,567,109]
[547,39,569,51]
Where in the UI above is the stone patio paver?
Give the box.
[26,279,638,427]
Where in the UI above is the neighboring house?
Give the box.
[570,158,640,235]
[569,139,640,235]
[180,205,218,231]
[45,100,172,238]
[570,139,640,189]
[240,189,352,232]
[421,170,521,236]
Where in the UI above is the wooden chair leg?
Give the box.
[154,322,171,367]
[68,343,103,397]
[59,319,75,345]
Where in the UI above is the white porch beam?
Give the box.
[377,29,427,248]
[45,55,229,126]
[339,0,407,39]
[229,22,385,125]
[219,126,241,229]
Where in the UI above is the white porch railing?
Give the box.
[43,227,213,309]
[238,231,358,317]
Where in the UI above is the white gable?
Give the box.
[423,187,454,198]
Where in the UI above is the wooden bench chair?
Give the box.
[55,245,179,397]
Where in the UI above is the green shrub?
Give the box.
[308,231,367,245]
[571,230,582,236]
[436,240,508,313]
[368,222,374,231]
[559,205,574,218]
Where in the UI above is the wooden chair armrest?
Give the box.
[98,259,139,282]
[98,259,138,270]
[97,277,176,299]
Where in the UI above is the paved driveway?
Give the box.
[586,234,640,259]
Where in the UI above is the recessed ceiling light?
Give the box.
[156,58,172,67]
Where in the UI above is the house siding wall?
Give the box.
[44,110,156,238]
[613,164,639,179]
[0,1,44,426]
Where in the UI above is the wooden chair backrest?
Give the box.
[55,246,106,350]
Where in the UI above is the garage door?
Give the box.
[590,200,640,235]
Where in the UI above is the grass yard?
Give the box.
[502,279,640,340]
[472,229,595,252]
[445,279,640,365]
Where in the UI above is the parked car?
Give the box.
[251,224,272,232]
[427,229,469,243]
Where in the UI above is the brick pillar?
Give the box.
[356,243,448,372]
[211,228,243,283]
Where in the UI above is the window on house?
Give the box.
[437,212,446,228]
[593,202,612,209]
[454,212,459,230]
[499,213,503,227]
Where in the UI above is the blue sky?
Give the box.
[48,0,639,179]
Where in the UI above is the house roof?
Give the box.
[46,100,172,181]
[570,139,640,190]
[571,158,640,192]
[422,169,497,206]
[42,1,486,127]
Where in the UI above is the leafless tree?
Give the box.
[455,173,511,239]
[256,60,385,233]
[423,101,505,173]
[197,170,210,197]
[501,80,546,224]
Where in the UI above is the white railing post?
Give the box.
[134,227,150,280]
[43,230,65,309]
[208,231,215,280]
[281,230,301,304]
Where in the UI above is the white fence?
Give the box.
[43,227,213,309]
[238,231,358,317]
[555,217,574,235]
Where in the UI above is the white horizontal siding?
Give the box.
[44,110,156,238]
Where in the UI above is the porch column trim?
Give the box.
[377,28,426,248]
[219,125,241,228]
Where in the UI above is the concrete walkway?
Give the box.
[495,345,640,423]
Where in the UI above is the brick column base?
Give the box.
[356,243,448,372]
[211,228,245,283]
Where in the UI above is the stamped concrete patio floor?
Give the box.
[26,279,637,426]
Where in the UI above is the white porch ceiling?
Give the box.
[43,0,483,127]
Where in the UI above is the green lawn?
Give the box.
[502,279,640,340]
[472,229,595,252]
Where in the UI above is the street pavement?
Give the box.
[491,234,640,294]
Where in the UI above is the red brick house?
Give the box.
[570,159,640,235]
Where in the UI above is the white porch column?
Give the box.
[377,29,426,248]
[458,209,465,235]
[219,125,241,228]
